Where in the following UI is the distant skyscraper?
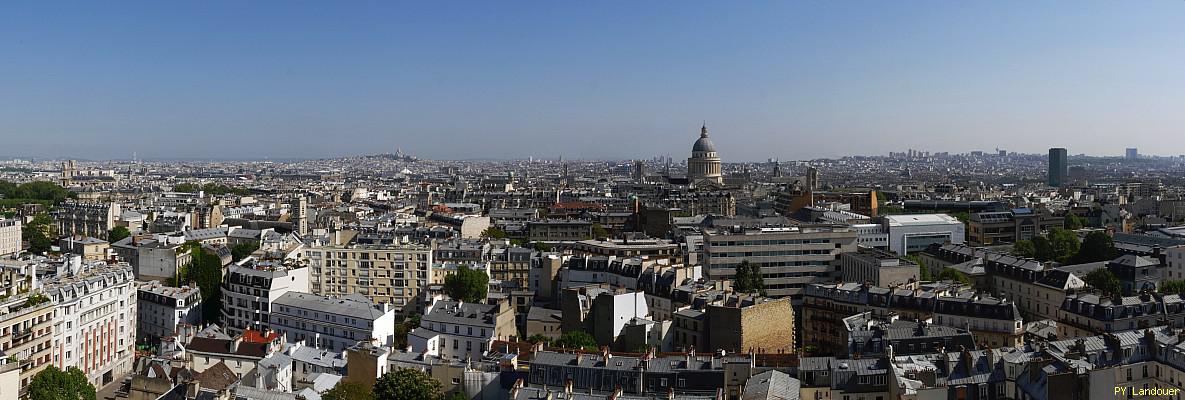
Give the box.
[1048,148,1068,187]
[1126,148,1139,160]
[632,160,646,183]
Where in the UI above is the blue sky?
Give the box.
[2,1,1183,161]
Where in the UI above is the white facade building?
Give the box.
[1167,245,1185,281]
[853,214,965,255]
[407,297,515,361]
[270,292,397,351]
[221,259,310,336]
[882,214,965,255]
[41,262,137,388]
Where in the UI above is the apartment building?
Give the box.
[489,246,532,287]
[221,260,311,336]
[187,328,285,376]
[526,220,593,242]
[802,282,1024,355]
[407,296,516,361]
[703,225,858,302]
[303,239,434,316]
[0,218,20,256]
[137,281,202,341]
[921,243,1086,321]
[1058,292,1185,339]
[54,201,120,240]
[270,292,397,351]
[566,238,680,260]
[41,262,137,388]
[0,273,56,397]
[525,350,757,398]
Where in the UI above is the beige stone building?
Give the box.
[303,236,435,316]
[0,283,56,397]
[707,295,795,354]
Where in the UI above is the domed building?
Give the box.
[687,123,723,184]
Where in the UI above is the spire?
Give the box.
[701,121,709,138]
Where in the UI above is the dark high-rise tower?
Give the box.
[1048,148,1068,187]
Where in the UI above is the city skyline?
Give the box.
[3,2,1184,160]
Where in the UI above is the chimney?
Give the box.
[614,386,624,399]
[960,346,973,375]
[510,378,524,399]
[565,379,573,397]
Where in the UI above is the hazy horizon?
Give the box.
[3,2,1183,161]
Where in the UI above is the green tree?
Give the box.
[1160,280,1185,295]
[1032,235,1054,262]
[172,242,224,321]
[532,242,553,252]
[444,392,469,400]
[9,181,75,204]
[24,213,55,254]
[173,183,199,193]
[373,368,444,400]
[591,223,609,239]
[903,255,930,281]
[555,331,598,351]
[1073,231,1117,263]
[231,242,260,261]
[480,227,507,239]
[108,226,131,243]
[526,334,553,345]
[28,366,96,400]
[393,314,421,349]
[1012,240,1036,258]
[443,265,489,303]
[322,382,374,400]
[734,259,765,295]
[1084,268,1122,295]
[938,268,973,286]
[1047,228,1081,263]
[951,212,971,223]
[1065,214,1086,230]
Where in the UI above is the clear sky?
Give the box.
[2,1,1183,161]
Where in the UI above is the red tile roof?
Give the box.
[241,328,280,344]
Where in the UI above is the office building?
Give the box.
[838,247,920,288]
[967,208,1063,245]
[1048,148,1067,187]
[1127,147,1139,160]
[702,225,858,302]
